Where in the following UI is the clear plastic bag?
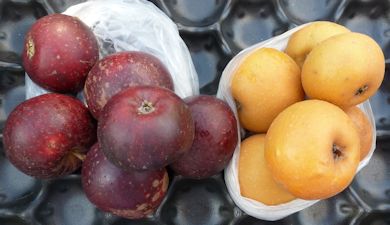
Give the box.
[26,0,199,100]
[217,23,377,221]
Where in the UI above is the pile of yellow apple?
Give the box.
[233,21,384,205]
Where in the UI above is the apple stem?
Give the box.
[71,151,86,161]
[138,100,155,114]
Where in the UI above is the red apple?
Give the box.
[170,95,238,179]
[82,144,168,219]
[22,13,99,93]
[84,51,174,119]
[3,93,96,179]
[98,86,194,171]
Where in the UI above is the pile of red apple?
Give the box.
[3,14,238,219]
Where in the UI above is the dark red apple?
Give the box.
[170,95,238,179]
[22,13,99,93]
[3,93,96,179]
[82,144,168,219]
[98,86,194,171]
[84,51,174,118]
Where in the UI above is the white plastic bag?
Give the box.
[26,0,199,100]
[217,23,377,221]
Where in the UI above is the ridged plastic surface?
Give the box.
[0,0,389,224]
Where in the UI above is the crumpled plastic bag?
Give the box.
[217,23,377,221]
[26,0,199,100]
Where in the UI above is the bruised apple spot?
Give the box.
[137,203,148,211]
[152,179,159,188]
[162,171,169,192]
[109,208,149,219]
[152,192,160,202]
[27,37,35,60]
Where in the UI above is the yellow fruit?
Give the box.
[344,106,373,160]
[302,32,385,108]
[265,100,360,200]
[286,21,350,67]
[239,134,296,205]
[231,48,304,133]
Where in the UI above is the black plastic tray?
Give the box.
[0,0,389,224]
